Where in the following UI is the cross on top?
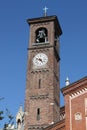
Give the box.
[43,6,48,16]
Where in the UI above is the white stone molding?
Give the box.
[70,87,87,99]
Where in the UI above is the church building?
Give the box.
[16,10,87,130]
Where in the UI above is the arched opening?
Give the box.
[17,119,21,129]
[37,108,40,120]
[35,27,48,43]
[17,119,21,123]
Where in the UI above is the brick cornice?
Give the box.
[61,76,87,96]
[43,119,65,130]
[27,15,62,36]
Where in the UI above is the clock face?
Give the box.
[33,53,48,67]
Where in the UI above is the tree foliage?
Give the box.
[3,108,14,129]
[0,98,14,129]
[0,109,14,129]
[0,110,4,120]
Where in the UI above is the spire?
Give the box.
[19,105,23,112]
[16,105,24,130]
[43,6,48,17]
[65,77,70,86]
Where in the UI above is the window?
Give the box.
[37,108,40,120]
[39,79,41,89]
[85,98,87,116]
[35,28,48,43]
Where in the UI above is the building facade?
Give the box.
[23,14,87,130]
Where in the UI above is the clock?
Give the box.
[33,53,48,67]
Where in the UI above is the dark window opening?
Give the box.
[17,119,21,123]
[39,79,41,89]
[37,108,40,120]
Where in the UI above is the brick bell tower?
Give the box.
[24,13,62,130]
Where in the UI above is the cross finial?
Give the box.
[43,6,48,17]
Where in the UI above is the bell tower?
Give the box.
[24,15,62,130]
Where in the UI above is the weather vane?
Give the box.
[43,6,48,16]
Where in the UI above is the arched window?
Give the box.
[17,119,21,123]
[35,27,48,43]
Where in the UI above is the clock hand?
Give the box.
[36,58,43,62]
[38,58,42,62]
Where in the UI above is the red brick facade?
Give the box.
[62,76,87,130]
[44,77,87,130]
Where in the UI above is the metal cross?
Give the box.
[43,6,48,16]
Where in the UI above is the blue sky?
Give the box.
[0,0,87,126]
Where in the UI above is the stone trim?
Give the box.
[70,87,87,99]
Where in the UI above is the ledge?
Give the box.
[32,41,50,46]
